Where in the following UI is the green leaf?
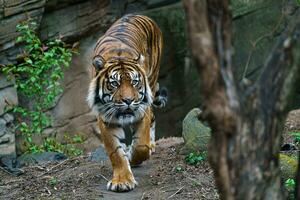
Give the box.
[30,77,36,82]
[285,178,296,190]
[185,152,206,165]
[16,36,23,43]
[72,135,83,143]
[25,58,33,64]
[27,137,32,143]
[175,166,183,172]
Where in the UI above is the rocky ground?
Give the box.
[0,138,218,200]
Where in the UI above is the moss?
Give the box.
[279,153,298,180]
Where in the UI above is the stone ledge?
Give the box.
[40,0,110,42]
[2,0,45,18]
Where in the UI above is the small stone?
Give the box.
[3,113,14,123]
[88,147,108,163]
[0,136,10,144]
[181,108,211,154]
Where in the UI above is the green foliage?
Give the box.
[285,178,296,188]
[23,134,84,156]
[49,177,58,186]
[185,152,206,165]
[1,19,76,153]
[296,0,300,6]
[175,165,183,172]
[285,178,296,200]
[68,134,85,144]
[289,131,300,144]
[42,137,83,156]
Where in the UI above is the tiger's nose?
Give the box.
[122,98,133,105]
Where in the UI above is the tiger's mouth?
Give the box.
[116,108,135,118]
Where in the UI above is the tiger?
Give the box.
[87,14,167,192]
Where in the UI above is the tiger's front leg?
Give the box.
[98,118,137,192]
[129,107,155,166]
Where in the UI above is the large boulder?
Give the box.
[181,108,211,153]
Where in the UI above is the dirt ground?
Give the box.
[0,137,218,200]
[1,109,299,200]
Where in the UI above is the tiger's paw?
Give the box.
[107,176,137,192]
[130,145,151,166]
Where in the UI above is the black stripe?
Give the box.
[132,136,139,140]
[113,134,126,144]
[94,77,101,104]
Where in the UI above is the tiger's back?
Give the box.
[94,14,163,92]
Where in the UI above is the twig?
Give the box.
[44,187,52,196]
[37,159,69,177]
[37,155,88,177]
[183,171,202,186]
[0,185,10,188]
[96,173,109,182]
[141,192,145,200]
[167,186,184,199]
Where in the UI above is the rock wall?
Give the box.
[0,74,17,156]
[0,0,46,156]
[0,0,113,155]
[0,0,185,155]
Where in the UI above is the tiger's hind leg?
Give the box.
[98,119,137,192]
[129,108,155,166]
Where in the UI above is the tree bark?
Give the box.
[183,0,300,199]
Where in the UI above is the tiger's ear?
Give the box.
[93,56,105,72]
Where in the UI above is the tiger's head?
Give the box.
[87,55,152,126]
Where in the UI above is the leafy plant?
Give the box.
[64,134,85,144]
[42,137,83,156]
[285,178,296,188]
[285,178,296,200]
[49,177,58,186]
[1,19,76,153]
[23,135,83,156]
[289,131,300,144]
[185,152,206,165]
[175,165,183,172]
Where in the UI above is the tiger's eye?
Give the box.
[110,81,119,87]
[132,80,139,86]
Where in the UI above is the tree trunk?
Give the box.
[183,0,300,199]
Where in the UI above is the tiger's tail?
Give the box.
[153,85,168,108]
